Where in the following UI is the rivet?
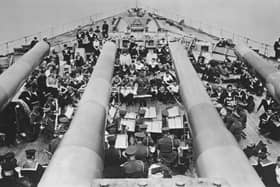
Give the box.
[175,181,185,187]
[100,182,109,187]
[138,181,148,187]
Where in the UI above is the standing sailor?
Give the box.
[102,21,109,38]
[274,38,280,61]
[121,145,146,178]
[134,132,150,162]
[157,127,179,167]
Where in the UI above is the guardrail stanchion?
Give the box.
[220,28,223,38]
[6,42,9,54]
[24,37,28,44]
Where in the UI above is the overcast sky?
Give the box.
[0,0,279,44]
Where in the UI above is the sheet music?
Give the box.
[249,156,258,166]
[65,106,74,119]
[146,120,162,133]
[120,119,136,132]
[133,94,152,99]
[142,107,157,119]
[167,106,180,117]
[109,106,117,118]
[59,60,66,76]
[273,120,280,127]
[260,158,273,167]
[115,134,128,149]
[124,112,137,119]
[168,116,184,129]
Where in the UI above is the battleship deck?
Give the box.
[0,7,278,187]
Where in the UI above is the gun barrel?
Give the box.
[38,41,117,187]
[170,42,264,187]
[0,41,50,110]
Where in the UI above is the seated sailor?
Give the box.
[134,132,150,163]
[0,159,20,187]
[21,149,44,185]
[156,127,179,167]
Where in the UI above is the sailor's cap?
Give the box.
[162,127,170,132]
[25,149,36,157]
[139,124,147,129]
[107,135,116,143]
[138,109,146,116]
[162,110,168,117]
[135,132,145,139]
[119,110,127,116]
[125,145,137,156]
[4,152,15,160]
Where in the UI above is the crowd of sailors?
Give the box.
[0,23,109,186]
[188,47,280,142]
[104,37,192,179]
[110,38,179,105]
[189,40,280,185]
[0,20,280,185]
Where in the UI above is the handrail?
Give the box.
[0,7,129,56]
[0,5,275,57]
[139,3,274,57]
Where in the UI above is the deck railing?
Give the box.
[0,7,128,56]
[141,4,275,57]
[0,5,275,58]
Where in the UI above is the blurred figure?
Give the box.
[21,149,44,185]
[102,21,109,38]
[156,127,179,167]
[30,37,38,48]
[121,145,146,178]
[103,135,122,178]
[276,156,280,185]
[274,38,280,61]
[0,158,20,187]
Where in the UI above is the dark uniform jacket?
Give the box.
[102,23,109,33]
[0,176,21,187]
[157,135,179,165]
[105,146,121,167]
[21,160,44,185]
[157,135,179,153]
[104,146,122,178]
[135,143,149,162]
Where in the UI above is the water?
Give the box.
[0,0,279,44]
